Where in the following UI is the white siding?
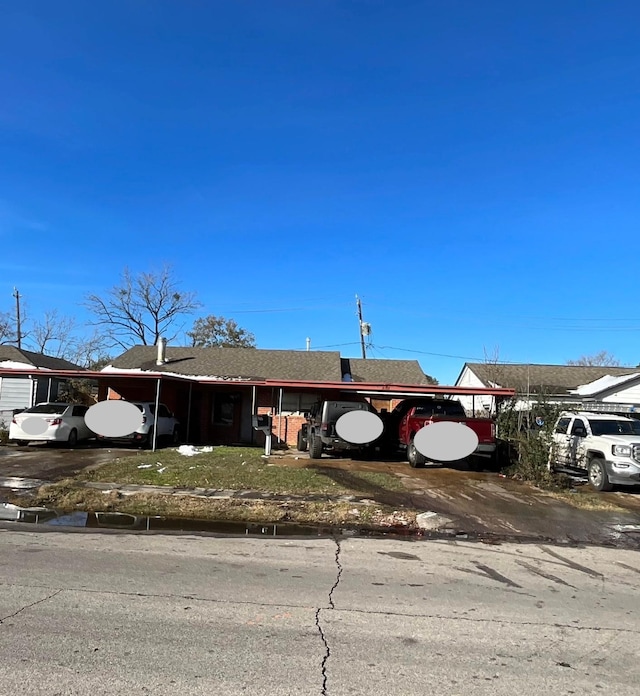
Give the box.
[455,366,496,414]
[602,383,640,404]
[0,377,32,426]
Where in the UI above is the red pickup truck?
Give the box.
[380,397,496,469]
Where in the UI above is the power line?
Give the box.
[373,344,524,364]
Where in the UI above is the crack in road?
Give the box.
[316,537,342,695]
[0,589,63,624]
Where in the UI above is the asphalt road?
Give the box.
[1,528,639,695]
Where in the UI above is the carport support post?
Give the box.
[278,387,283,447]
[46,377,52,402]
[152,377,161,452]
[251,385,257,445]
[186,382,193,443]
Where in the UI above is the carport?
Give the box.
[0,367,516,451]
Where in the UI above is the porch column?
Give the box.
[152,377,161,452]
[278,387,283,445]
[186,382,193,443]
[251,385,257,445]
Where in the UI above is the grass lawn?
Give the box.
[7,445,419,528]
[79,445,407,496]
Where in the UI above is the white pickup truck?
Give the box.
[549,411,640,491]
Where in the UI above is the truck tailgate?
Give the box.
[429,416,495,443]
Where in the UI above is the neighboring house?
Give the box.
[0,347,86,427]
[455,362,640,415]
[99,345,436,447]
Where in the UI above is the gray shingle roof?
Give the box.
[463,362,640,393]
[0,346,84,370]
[108,346,431,384]
[109,346,343,381]
[344,358,431,384]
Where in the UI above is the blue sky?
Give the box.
[2,0,640,383]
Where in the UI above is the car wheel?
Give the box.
[588,457,613,492]
[407,439,426,468]
[297,429,308,452]
[172,427,180,445]
[308,433,323,459]
[16,440,30,446]
[145,428,155,450]
[67,429,78,448]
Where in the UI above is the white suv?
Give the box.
[96,401,180,448]
[550,411,640,491]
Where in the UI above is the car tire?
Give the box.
[145,428,155,450]
[588,457,613,492]
[16,440,30,446]
[171,427,180,445]
[297,429,308,452]
[67,429,78,449]
[407,438,426,468]
[308,433,323,459]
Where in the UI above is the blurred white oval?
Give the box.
[414,421,479,461]
[21,417,49,435]
[85,400,143,437]
[335,410,384,444]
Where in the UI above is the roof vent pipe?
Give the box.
[156,337,167,366]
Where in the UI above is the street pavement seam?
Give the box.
[0,588,63,624]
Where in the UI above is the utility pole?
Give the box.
[355,295,370,359]
[13,288,22,349]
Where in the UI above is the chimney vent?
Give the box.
[156,337,167,366]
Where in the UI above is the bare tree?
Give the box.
[65,332,113,369]
[84,265,201,349]
[28,309,77,357]
[0,310,15,345]
[187,315,256,348]
[566,350,621,367]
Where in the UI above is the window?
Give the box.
[212,395,234,425]
[589,419,640,436]
[554,417,571,434]
[414,402,465,417]
[72,406,88,417]
[158,405,171,418]
[26,404,67,415]
[570,419,586,435]
[280,392,319,414]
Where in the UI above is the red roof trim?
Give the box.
[0,369,515,397]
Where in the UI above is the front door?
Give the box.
[210,392,242,444]
[552,416,572,466]
[566,417,588,471]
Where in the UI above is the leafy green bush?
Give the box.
[0,430,9,446]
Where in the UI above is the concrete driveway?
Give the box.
[279,454,640,548]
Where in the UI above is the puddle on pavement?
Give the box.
[0,503,422,539]
[2,502,636,547]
